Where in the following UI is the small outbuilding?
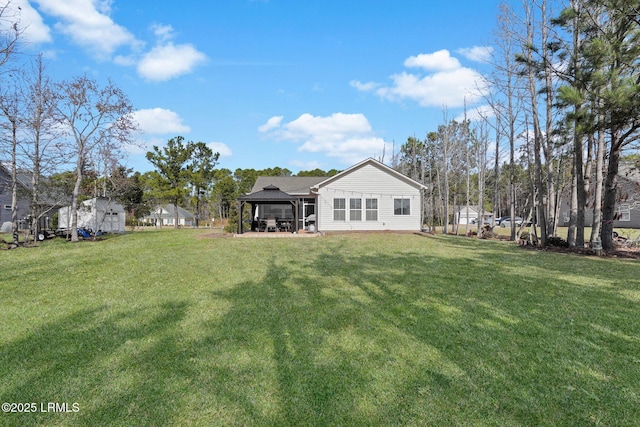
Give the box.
[143,204,195,227]
[58,197,126,233]
[456,205,494,225]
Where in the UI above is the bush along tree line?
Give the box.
[3,1,640,250]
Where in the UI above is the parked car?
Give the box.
[500,217,531,227]
[495,216,510,226]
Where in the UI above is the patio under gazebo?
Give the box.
[237,184,300,234]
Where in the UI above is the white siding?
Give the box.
[316,162,422,231]
[58,198,126,232]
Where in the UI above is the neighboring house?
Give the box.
[558,162,640,229]
[238,158,427,233]
[0,164,32,230]
[58,197,126,233]
[143,204,195,227]
[456,205,494,225]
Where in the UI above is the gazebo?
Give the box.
[237,184,300,233]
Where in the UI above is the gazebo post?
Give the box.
[293,199,299,232]
[238,201,244,234]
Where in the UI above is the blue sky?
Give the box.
[10,0,511,174]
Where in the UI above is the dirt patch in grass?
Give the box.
[195,232,235,239]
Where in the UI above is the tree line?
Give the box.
[393,0,640,250]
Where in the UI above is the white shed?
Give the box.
[58,197,126,233]
[456,205,494,225]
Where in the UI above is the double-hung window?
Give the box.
[617,204,631,222]
[350,198,362,221]
[333,198,346,221]
[365,198,378,221]
[394,198,410,215]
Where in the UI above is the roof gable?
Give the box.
[314,158,427,190]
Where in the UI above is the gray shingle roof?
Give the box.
[249,176,326,196]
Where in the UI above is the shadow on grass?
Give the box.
[0,302,192,426]
[204,239,640,425]
[1,234,638,425]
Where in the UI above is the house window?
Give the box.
[333,198,346,221]
[350,198,362,221]
[617,204,630,221]
[3,205,11,210]
[394,198,410,215]
[366,198,378,221]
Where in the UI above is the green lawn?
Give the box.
[1,230,639,426]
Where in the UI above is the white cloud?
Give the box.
[150,23,174,43]
[113,54,136,66]
[33,0,137,58]
[259,112,390,165]
[353,49,488,109]
[132,108,191,134]
[9,0,52,44]
[207,142,232,157]
[404,50,461,71]
[456,46,493,62]
[20,3,205,81]
[258,116,283,133]
[349,80,380,92]
[454,104,495,123]
[377,68,487,108]
[282,113,372,140]
[137,42,207,81]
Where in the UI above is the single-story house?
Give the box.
[0,164,31,231]
[238,158,427,233]
[558,162,640,229]
[58,197,126,233]
[143,204,195,227]
[1,164,70,232]
[456,205,494,225]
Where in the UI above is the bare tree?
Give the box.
[0,77,22,245]
[475,120,490,235]
[0,1,21,72]
[491,2,526,241]
[22,55,67,243]
[54,76,137,242]
[521,0,548,246]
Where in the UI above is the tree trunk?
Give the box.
[542,0,556,239]
[173,201,179,229]
[567,160,577,247]
[601,133,622,251]
[11,125,18,245]
[590,125,605,243]
[71,153,84,242]
[525,3,547,247]
[574,131,585,248]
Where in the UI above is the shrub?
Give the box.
[547,236,569,247]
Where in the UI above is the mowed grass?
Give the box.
[1,230,639,426]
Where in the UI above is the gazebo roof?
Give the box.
[238,184,298,202]
[250,176,325,196]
